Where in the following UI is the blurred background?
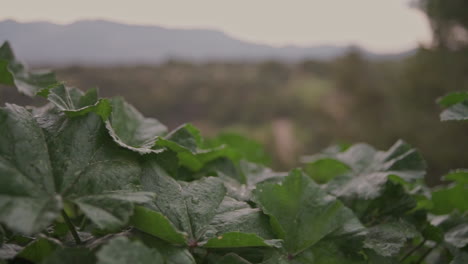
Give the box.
[1,0,468,185]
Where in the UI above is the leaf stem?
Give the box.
[61,210,81,245]
[399,239,426,262]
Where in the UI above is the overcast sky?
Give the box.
[1,0,432,53]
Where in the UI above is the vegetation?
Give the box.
[1,1,468,262]
[1,38,468,264]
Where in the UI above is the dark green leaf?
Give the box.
[322,140,426,201]
[438,92,468,121]
[203,232,280,248]
[363,220,419,257]
[96,237,163,264]
[0,244,22,260]
[42,248,96,264]
[0,104,61,234]
[139,160,276,248]
[293,241,367,264]
[201,197,277,242]
[130,206,186,245]
[365,250,398,264]
[0,226,4,246]
[223,161,286,201]
[441,101,468,121]
[431,184,468,214]
[73,191,155,230]
[431,211,468,232]
[37,108,141,197]
[106,97,167,154]
[0,60,14,85]
[451,252,468,264]
[16,237,60,263]
[215,253,252,264]
[0,103,145,234]
[356,180,417,222]
[140,160,225,243]
[39,84,111,120]
[422,224,444,243]
[262,241,367,264]
[253,169,362,255]
[445,223,468,249]
[135,230,196,264]
[153,124,230,171]
[0,41,57,97]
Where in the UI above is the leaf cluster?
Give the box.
[0,41,467,264]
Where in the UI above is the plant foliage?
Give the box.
[0,41,467,264]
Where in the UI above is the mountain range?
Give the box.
[0,19,414,65]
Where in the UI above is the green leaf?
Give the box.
[0,60,14,85]
[106,97,167,154]
[303,158,351,183]
[438,92,468,121]
[204,132,272,165]
[438,92,468,107]
[363,220,419,257]
[422,224,444,243]
[445,223,468,249]
[431,211,468,232]
[37,108,141,197]
[203,232,280,248]
[365,250,398,264]
[0,104,62,234]
[215,253,252,264]
[38,86,227,171]
[444,169,468,184]
[130,206,186,245]
[42,248,96,264]
[0,226,4,246]
[431,184,468,214]
[39,84,112,120]
[16,237,60,263]
[262,241,368,264]
[0,244,22,260]
[441,101,468,121]
[153,124,229,171]
[96,237,163,264]
[141,160,225,242]
[0,104,145,234]
[451,252,468,264]
[356,180,417,222]
[253,169,362,256]
[0,41,57,97]
[239,161,286,187]
[139,160,276,248]
[200,197,278,243]
[222,161,286,201]
[73,191,155,230]
[136,233,196,264]
[321,140,426,200]
[293,241,367,264]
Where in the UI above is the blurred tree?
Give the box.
[418,0,468,49]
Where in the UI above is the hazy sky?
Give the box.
[1,0,432,53]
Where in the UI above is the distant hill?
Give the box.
[0,19,414,65]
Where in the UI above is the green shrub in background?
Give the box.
[0,41,467,264]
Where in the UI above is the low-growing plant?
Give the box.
[0,41,467,264]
